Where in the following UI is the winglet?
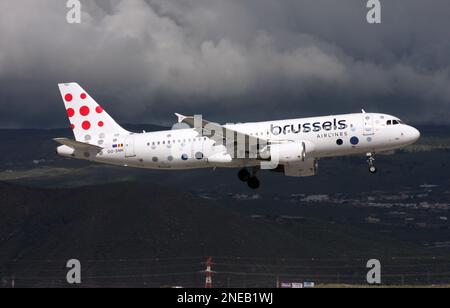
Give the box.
[175,113,187,123]
[362,109,366,114]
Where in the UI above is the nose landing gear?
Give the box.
[238,167,260,189]
[367,153,377,174]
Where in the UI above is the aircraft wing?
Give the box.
[53,138,103,153]
[175,113,268,154]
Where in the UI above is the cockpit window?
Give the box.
[387,119,405,126]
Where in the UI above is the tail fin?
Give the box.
[58,83,128,142]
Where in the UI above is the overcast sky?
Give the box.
[0,0,449,128]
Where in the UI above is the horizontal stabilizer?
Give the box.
[53,138,103,152]
[175,113,188,123]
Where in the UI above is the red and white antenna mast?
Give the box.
[205,256,213,288]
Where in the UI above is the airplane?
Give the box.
[55,83,421,189]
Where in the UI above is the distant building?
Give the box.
[302,195,329,202]
[232,194,261,200]
[276,216,305,223]
[420,184,438,189]
[366,216,381,224]
[250,215,264,220]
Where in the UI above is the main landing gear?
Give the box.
[367,152,377,174]
[238,167,260,190]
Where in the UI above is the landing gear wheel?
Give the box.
[366,152,377,174]
[238,169,251,182]
[247,177,260,190]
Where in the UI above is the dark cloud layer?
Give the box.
[0,0,449,128]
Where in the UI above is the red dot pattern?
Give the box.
[64,91,106,132]
[67,108,75,117]
[82,121,91,130]
[80,106,90,116]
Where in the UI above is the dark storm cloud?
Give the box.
[0,0,450,128]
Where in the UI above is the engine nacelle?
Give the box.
[284,158,319,177]
[268,141,315,164]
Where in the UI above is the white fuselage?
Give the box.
[66,112,420,171]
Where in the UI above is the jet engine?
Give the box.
[268,140,315,164]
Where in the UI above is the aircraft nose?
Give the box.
[408,126,421,143]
